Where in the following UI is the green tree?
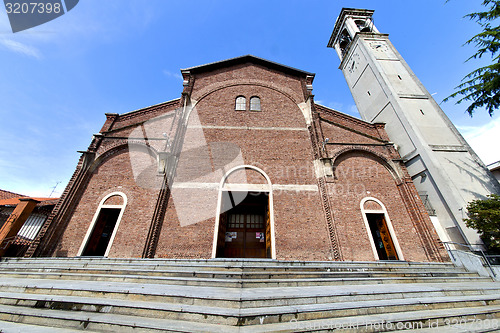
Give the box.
[465,194,500,252]
[444,0,500,116]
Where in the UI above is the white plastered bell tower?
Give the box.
[328,8,500,249]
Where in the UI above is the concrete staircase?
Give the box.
[0,258,499,332]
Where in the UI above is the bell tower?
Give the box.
[328,8,500,248]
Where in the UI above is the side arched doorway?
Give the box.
[360,197,404,261]
[212,165,275,259]
[77,192,127,257]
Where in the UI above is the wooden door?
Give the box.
[217,191,269,259]
[82,208,120,256]
[224,213,266,258]
[367,213,398,260]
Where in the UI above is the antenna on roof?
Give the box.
[49,181,61,198]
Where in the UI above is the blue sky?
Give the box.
[0,0,498,197]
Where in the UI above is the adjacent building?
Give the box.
[0,191,58,257]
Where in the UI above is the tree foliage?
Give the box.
[444,0,500,116]
[465,194,500,251]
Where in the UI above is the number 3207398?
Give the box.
[5,2,62,14]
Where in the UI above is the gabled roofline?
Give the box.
[315,103,387,143]
[315,103,374,127]
[0,189,26,201]
[118,98,181,117]
[0,197,59,207]
[181,54,315,78]
[487,160,500,172]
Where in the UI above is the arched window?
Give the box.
[250,96,261,111]
[338,29,352,56]
[355,19,371,33]
[235,96,246,111]
[78,192,127,257]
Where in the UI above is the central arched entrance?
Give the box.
[220,191,269,258]
[212,165,275,259]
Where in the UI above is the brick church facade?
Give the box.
[27,55,447,262]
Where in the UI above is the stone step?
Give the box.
[251,306,500,332]
[0,257,496,332]
[1,289,499,326]
[0,266,477,280]
[392,318,500,333]
[391,320,500,332]
[1,302,500,332]
[0,262,467,274]
[0,304,232,333]
[0,320,101,333]
[0,257,458,269]
[0,270,490,288]
[1,278,499,310]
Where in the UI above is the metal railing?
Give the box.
[441,241,496,277]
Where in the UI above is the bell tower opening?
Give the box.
[338,29,352,57]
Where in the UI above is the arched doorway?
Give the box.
[78,192,127,257]
[212,165,275,259]
[360,197,404,261]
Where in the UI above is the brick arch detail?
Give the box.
[332,147,447,262]
[185,81,308,128]
[91,140,159,172]
[192,78,301,105]
[331,147,403,184]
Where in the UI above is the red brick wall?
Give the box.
[327,152,430,261]
[273,191,331,260]
[154,64,332,260]
[318,112,446,262]
[54,148,161,257]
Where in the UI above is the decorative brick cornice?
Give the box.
[396,180,448,262]
[118,99,180,121]
[316,103,383,135]
[308,125,342,261]
[95,138,159,160]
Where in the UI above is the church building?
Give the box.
[25,52,447,262]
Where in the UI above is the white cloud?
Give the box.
[459,118,500,166]
[163,70,183,80]
[0,38,41,58]
[0,8,45,58]
[349,104,360,117]
[327,102,343,111]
